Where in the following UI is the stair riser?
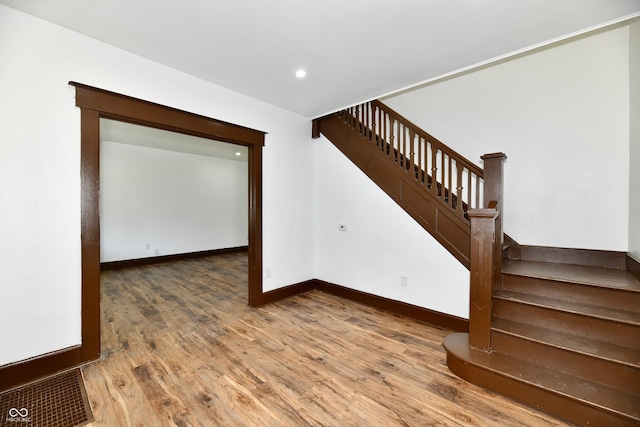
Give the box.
[491,330,640,393]
[493,299,640,348]
[501,275,640,312]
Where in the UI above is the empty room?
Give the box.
[1,1,639,426]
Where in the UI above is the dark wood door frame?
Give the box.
[0,82,266,392]
[71,82,266,363]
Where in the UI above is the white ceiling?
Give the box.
[2,0,640,118]
[101,119,248,161]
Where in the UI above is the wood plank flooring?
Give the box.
[83,253,572,426]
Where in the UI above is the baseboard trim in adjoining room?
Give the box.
[100,246,249,270]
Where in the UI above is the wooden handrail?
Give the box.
[338,100,485,221]
[371,100,484,177]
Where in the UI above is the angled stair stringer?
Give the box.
[314,112,472,268]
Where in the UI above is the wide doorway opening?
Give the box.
[74,82,265,364]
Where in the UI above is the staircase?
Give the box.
[312,100,490,269]
[446,256,640,426]
[313,101,640,426]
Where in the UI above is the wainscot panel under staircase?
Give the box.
[313,99,640,426]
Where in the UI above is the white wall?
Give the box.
[384,25,631,251]
[314,138,470,318]
[0,5,314,366]
[100,141,248,262]
[629,19,640,261]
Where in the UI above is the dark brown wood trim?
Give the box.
[627,253,640,280]
[0,347,83,393]
[313,279,468,332]
[72,81,265,360]
[244,277,469,331]
[311,118,321,139]
[517,245,627,269]
[247,142,263,307]
[256,280,316,306]
[100,247,249,271]
[70,82,265,146]
[80,107,101,364]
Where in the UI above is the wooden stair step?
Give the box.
[493,290,640,326]
[501,274,640,312]
[444,333,640,426]
[502,259,640,291]
[493,318,640,368]
[492,294,640,346]
[501,260,640,314]
[491,319,640,393]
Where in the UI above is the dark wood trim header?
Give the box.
[69,81,266,146]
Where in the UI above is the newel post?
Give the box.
[468,207,499,352]
[481,152,507,280]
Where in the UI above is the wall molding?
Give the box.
[0,346,83,393]
[246,278,469,331]
[100,246,248,270]
[313,280,469,332]
[257,280,316,306]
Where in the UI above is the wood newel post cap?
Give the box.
[481,152,507,161]
[467,207,500,220]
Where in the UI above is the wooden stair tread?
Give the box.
[444,333,640,421]
[492,318,640,368]
[502,259,640,292]
[493,290,640,325]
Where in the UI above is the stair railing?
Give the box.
[339,100,485,222]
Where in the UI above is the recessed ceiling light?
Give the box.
[235,152,241,156]
[295,69,306,78]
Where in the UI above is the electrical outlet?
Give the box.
[145,243,150,250]
[400,276,408,287]
[154,249,159,256]
[265,268,271,278]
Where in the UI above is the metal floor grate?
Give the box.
[0,369,93,427]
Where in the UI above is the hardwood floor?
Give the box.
[83,253,571,426]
